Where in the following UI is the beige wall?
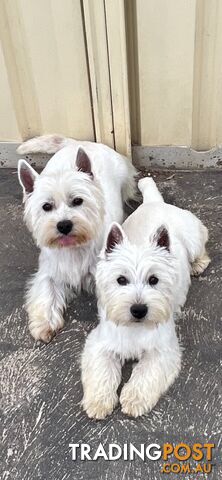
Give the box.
[0,0,94,142]
[126,0,222,150]
[1,0,222,152]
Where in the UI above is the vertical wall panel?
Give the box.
[0,0,94,141]
[105,0,131,156]
[0,0,42,140]
[125,0,140,146]
[0,45,20,141]
[82,0,114,148]
[130,0,196,146]
[192,0,222,150]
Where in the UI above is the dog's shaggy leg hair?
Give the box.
[26,271,66,342]
[81,335,121,419]
[120,345,181,417]
[191,250,211,276]
[191,223,211,276]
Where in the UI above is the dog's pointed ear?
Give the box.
[76,148,93,177]
[106,223,124,254]
[18,159,39,195]
[153,225,170,252]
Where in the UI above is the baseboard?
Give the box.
[132,145,222,169]
[1,141,222,169]
[0,142,51,168]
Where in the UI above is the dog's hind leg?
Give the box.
[191,251,211,276]
[190,224,211,276]
[121,157,139,205]
[138,177,164,204]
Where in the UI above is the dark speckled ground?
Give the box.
[0,169,221,480]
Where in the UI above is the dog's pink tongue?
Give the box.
[58,236,76,247]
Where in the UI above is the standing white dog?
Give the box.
[82,177,210,419]
[17,135,137,342]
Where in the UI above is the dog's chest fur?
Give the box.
[95,311,177,362]
[40,240,101,287]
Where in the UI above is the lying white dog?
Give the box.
[81,177,210,419]
[17,135,137,342]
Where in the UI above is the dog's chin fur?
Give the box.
[40,222,94,249]
[48,233,92,248]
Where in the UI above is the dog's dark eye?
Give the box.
[149,275,159,286]
[42,202,53,212]
[117,276,129,286]
[72,197,83,207]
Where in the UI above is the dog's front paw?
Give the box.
[28,306,64,343]
[120,383,157,418]
[82,393,118,420]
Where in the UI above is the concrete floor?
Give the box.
[0,168,221,480]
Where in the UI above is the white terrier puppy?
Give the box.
[81,177,210,419]
[17,135,137,342]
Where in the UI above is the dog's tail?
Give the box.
[16,134,74,155]
[138,177,164,204]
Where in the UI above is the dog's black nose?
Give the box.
[57,220,73,235]
[130,303,148,320]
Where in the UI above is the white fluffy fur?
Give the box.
[81,177,210,419]
[17,135,137,342]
